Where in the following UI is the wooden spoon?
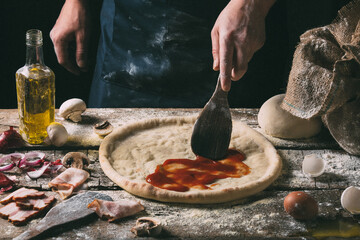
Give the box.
[191,75,232,160]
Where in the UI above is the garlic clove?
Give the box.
[131,217,162,237]
[45,122,68,147]
[302,154,326,178]
[59,98,86,123]
[341,186,360,214]
[93,121,114,137]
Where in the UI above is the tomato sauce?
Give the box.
[145,149,250,192]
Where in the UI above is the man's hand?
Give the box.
[50,0,91,75]
[211,0,275,91]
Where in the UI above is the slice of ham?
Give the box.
[87,199,144,222]
[16,195,56,210]
[48,168,89,199]
[0,187,45,205]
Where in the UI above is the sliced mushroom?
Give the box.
[62,152,90,169]
[93,121,114,137]
[44,122,68,147]
[131,217,162,237]
[59,98,86,122]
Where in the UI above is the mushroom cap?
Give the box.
[59,98,86,122]
[131,217,162,237]
[45,122,68,147]
[62,152,90,169]
[93,121,114,137]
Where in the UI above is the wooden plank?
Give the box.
[0,108,357,239]
[1,149,358,191]
[0,108,337,150]
[0,148,359,239]
[1,189,358,239]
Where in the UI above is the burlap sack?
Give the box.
[282,0,360,155]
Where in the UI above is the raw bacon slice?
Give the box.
[48,168,89,199]
[0,202,38,226]
[16,195,56,210]
[0,188,55,226]
[8,208,38,226]
[0,188,45,204]
[12,189,45,201]
[0,188,27,204]
[0,202,19,219]
[87,199,144,222]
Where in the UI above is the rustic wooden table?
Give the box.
[0,108,359,240]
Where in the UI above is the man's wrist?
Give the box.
[230,0,276,18]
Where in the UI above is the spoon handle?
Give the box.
[212,75,229,105]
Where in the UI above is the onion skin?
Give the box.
[27,162,51,179]
[0,153,24,172]
[0,163,16,172]
[0,127,24,154]
[0,152,62,179]
[0,172,15,192]
[26,159,63,179]
[18,152,45,168]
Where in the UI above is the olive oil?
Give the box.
[15,30,55,144]
[307,216,360,239]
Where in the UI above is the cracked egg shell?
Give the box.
[284,191,318,220]
[302,154,326,178]
[341,186,360,214]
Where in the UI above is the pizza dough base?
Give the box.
[99,116,282,204]
[258,94,322,139]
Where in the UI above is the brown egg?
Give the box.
[284,191,318,220]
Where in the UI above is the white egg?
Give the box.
[341,186,360,214]
[302,154,326,177]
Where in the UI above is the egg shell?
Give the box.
[302,154,326,178]
[341,186,360,214]
[284,191,318,220]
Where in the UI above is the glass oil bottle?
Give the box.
[15,29,55,144]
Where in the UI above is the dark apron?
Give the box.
[89,0,228,108]
[88,0,347,108]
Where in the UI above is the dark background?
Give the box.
[0,0,102,109]
[0,0,349,109]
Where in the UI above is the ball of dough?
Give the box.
[258,94,322,139]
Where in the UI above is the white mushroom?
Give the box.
[44,122,68,147]
[62,152,90,169]
[59,98,86,122]
[302,154,326,178]
[341,186,360,214]
[93,121,114,137]
[131,217,162,237]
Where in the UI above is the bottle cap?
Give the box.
[26,29,43,46]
